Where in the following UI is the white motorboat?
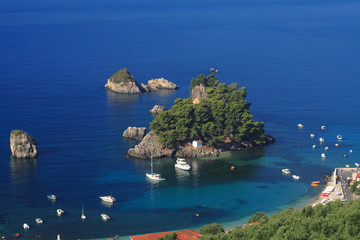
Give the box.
[310,133,315,138]
[101,213,110,221]
[321,153,326,159]
[99,195,116,203]
[292,175,300,180]
[312,145,316,149]
[282,169,291,175]
[35,218,43,224]
[57,209,64,216]
[23,223,29,229]
[325,146,329,151]
[175,158,191,171]
[319,138,324,143]
[146,154,165,181]
[355,163,359,167]
[81,204,86,220]
[321,125,326,130]
[297,123,303,128]
[337,135,343,141]
[350,150,353,153]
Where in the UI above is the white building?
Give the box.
[192,140,203,148]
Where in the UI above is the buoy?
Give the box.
[335,143,339,147]
[195,214,199,217]
[231,166,236,170]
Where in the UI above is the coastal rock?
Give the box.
[146,78,179,91]
[105,68,145,94]
[141,83,150,92]
[176,144,220,158]
[149,105,167,115]
[10,130,38,158]
[123,127,147,140]
[127,131,175,158]
[191,84,207,104]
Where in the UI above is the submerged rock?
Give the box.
[149,105,167,115]
[105,68,145,94]
[10,130,38,158]
[123,127,147,140]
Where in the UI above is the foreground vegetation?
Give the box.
[199,200,360,240]
[150,74,267,148]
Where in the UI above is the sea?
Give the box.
[1,0,360,239]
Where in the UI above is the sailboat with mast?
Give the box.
[146,153,165,181]
[81,204,86,220]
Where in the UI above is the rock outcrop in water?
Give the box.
[105,68,178,94]
[105,68,144,94]
[149,105,167,115]
[123,127,147,140]
[10,130,38,158]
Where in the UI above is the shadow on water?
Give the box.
[10,157,37,185]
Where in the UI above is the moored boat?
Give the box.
[47,194,57,201]
[57,209,64,216]
[99,195,116,203]
[101,213,111,221]
[146,154,165,181]
[337,135,343,140]
[35,218,43,224]
[319,138,324,143]
[321,153,326,159]
[14,233,20,238]
[282,169,291,175]
[23,223,29,229]
[175,158,191,171]
[310,133,315,138]
[297,123,303,128]
[321,125,326,130]
[292,175,300,180]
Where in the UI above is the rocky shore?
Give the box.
[122,127,147,140]
[149,105,166,114]
[10,130,38,158]
[127,132,275,159]
[105,68,179,94]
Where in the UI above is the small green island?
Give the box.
[127,74,274,158]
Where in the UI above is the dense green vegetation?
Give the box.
[190,73,219,90]
[200,200,360,240]
[150,74,266,148]
[158,232,178,240]
[350,181,360,195]
[109,68,135,84]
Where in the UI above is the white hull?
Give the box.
[292,175,300,180]
[35,218,43,224]
[99,195,116,203]
[101,213,110,221]
[57,209,64,216]
[282,169,291,175]
[146,173,165,181]
[23,223,29,229]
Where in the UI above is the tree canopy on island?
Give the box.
[150,74,266,148]
[199,200,360,240]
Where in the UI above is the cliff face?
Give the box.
[191,84,207,104]
[105,68,145,94]
[123,127,147,140]
[10,130,38,158]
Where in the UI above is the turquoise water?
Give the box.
[1,0,360,239]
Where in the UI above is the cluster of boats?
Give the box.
[146,155,191,181]
[282,169,300,180]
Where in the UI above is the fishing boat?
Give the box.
[297,123,303,128]
[35,218,43,224]
[146,154,165,181]
[175,158,191,171]
[81,204,86,220]
[57,209,64,216]
[47,194,57,201]
[282,169,291,175]
[23,223,30,229]
[101,213,111,221]
[310,133,315,138]
[337,135,343,140]
[292,175,300,180]
[321,153,326,159]
[99,195,116,203]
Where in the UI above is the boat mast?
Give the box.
[150,153,153,174]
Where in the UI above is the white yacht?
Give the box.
[23,223,30,229]
[337,135,343,140]
[319,138,325,143]
[282,169,291,175]
[321,153,326,159]
[292,175,300,180]
[146,154,165,181]
[175,158,191,171]
[310,133,315,138]
[101,213,110,221]
[57,209,64,216]
[297,123,303,128]
[81,204,86,220]
[321,126,326,130]
[35,218,43,224]
[99,195,116,203]
[312,145,316,149]
[324,146,329,151]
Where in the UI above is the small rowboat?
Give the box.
[312,181,320,184]
[311,184,319,187]
[47,194,57,200]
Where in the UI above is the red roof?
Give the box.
[249,222,259,225]
[195,140,202,143]
[356,173,360,179]
[130,230,202,240]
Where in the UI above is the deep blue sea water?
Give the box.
[1,0,360,239]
